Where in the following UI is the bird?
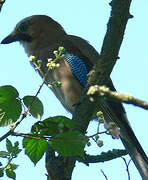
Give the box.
[1,15,148,179]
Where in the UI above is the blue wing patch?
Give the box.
[64,51,88,86]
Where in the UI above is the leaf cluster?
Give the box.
[0,139,21,179]
[0,85,88,166]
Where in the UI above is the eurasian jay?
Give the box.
[1,15,148,179]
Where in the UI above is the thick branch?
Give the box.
[46,145,76,180]
[87,85,148,110]
[72,0,132,133]
[77,149,128,164]
[46,0,133,179]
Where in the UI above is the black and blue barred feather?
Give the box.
[64,51,88,86]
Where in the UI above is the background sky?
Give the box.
[0,0,148,180]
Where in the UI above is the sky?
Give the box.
[0,0,148,180]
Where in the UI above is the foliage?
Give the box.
[49,131,88,156]
[23,95,44,119]
[0,139,21,179]
[0,85,22,126]
[23,138,48,165]
[0,47,128,179]
[0,83,91,179]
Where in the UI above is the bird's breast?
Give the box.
[46,57,84,113]
[27,47,87,114]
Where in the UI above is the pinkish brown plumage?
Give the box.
[1,15,148,179]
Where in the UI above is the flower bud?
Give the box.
[95,135,99,141]
[56,63,60,68]
[48,58,52,62]
[97,140,103,147]
[53,50,58,56]
[87,141,91,147]
[29,55,36,62]
[56,81,62,87]
[46,63,50,68]
[58,46,65,52]
[37,60,42,65]
[48,84,53,88]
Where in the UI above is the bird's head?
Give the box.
[1,15,66,54]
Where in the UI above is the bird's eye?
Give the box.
[19,22,29,32]
[17,20,31,32]
[16,20,32,42]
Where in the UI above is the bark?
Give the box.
[46,0,133,179]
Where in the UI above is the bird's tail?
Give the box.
[98,99,148,179]
[121,136,148,179]
[120,120,148,180]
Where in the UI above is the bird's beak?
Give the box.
[1,33,18,44]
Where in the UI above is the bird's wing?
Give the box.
[60,35,148,179]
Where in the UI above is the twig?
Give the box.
[0,67,46,143]
[122,157,132,180]
[0,131,12,142]
[0,81,45,143]
[11,131,50,140]
[87,85,148,110]
[101,169,109,180]
[88,131,108,139]
[0,112,27,142]
[0,48,65,143]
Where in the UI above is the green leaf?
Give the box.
[0,85,22,126]
[12,141,22,157]
[6,138,13,153]
[10,164,19,171]
[0,151,9,158]
[50,131,88,156]
[12,149,22,158]
[23,96,44,120]
[0,168,4,177]
[14,141,19,147]
[0,85,19,101]
[22,137,48,165]
[6,169,16,179]
[31,116,73,136]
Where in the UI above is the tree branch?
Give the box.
[0,80,45,143]
[46,145,76,180]
[72,0,132,134]
[87,85,148,110]
[0,0,5,12]
[101,169,109,180]
[122,157,132,180]
[77,149,128,164]
[46,0,133,179]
